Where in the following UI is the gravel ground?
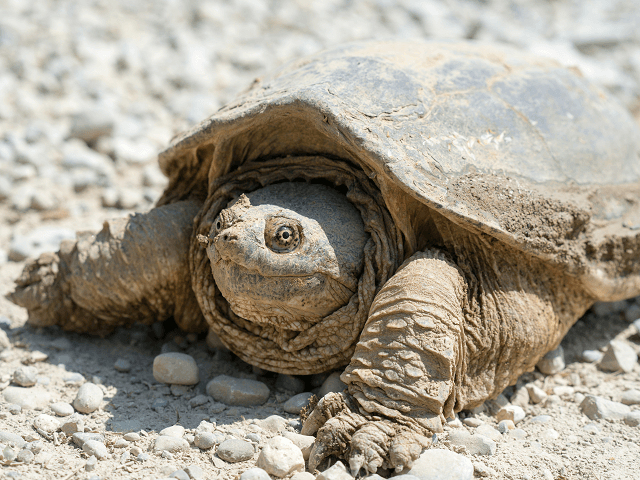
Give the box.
[1,1,639,479]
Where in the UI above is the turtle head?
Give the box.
[205,182,368,330]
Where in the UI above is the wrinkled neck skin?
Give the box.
[206,182,368,331]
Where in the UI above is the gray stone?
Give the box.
[621,389,640,405]
[316,461,353,480]
[408,449,474,480]
[240,468,271,480]
[113,358,131,372]
[275,374,305,394]
[3,386,52,410]
[154,435,190,452]
[496,405,525,424]
[64,372,85,385]
[497,420,515,433]
[113,438,130,448]
[159,425,185,438]
[3,446,17,462]
[207,375,269,406]
[72,432,105,448]
[13,366,37,387]
[448,431,496,455]
[284,392,314,414]
[318,371,346,398]
[83,440,108,460]
[50,402,74,417]
[123,432,141,442]
[529,414,552,424]
[0,431,26,448]
[73,383,103,413]
[189,394,210,407]
[283,432,315,461]
[580,395,630,420]
[624,412,640,427]
[510,386,529,408]
[16,449,34,464]
[581,350,604,363]
[33,414,60,434]
[194,431,224,449]
[85,455,97,471]
[599,340,638,373]
[217,439,254,463]
[508,428,527,440]
[137,453,150,462]
[184,465,205,480]
[246,432,261,443]
[260,415,287,433]
[256,436,305,477]
[69,109,114,142]
[8,404,21,414]
[170,470,190,480]
[462,417,483,427]
[536,346,565,375]
[153,353,200,385]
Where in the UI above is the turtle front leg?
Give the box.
[9,201,205,334]
[303,250,466,473]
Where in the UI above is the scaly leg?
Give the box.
[9,201,205,334]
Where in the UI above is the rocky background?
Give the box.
[0,0,639,479]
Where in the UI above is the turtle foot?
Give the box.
[302,392,430,475]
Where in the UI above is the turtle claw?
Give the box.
[308,440,329,472]
[349,454,365,477]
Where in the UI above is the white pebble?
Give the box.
[159,425,185,438]
[83,440,108,460]
[50,402,74,417]
[153,353,200,385]
[256,436,305,477]
[154,435,190,452]
[33,414,60,434]
[73,383,103,413]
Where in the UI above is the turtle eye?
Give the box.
[267,220,301,253]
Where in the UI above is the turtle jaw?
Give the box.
[209,254,350,330]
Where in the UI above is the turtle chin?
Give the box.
[210,257,352,331]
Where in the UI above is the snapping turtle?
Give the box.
[10,40,640,472]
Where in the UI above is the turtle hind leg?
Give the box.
[9,201,205,335]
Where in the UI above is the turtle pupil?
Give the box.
[282,232,290,239]
[216,221,221,230]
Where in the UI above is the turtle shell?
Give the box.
[158,40,640,301]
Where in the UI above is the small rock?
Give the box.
[510,386,529,407]
[184,434,195,444]
[64,372,85,385]
[283,432,315,461]
[83,440,108,460]
[131,446,142,456]
[72,432,104,447]
[194,431,224,449]
[275,374,305,394]
[113,358,131,372]
[154,436,190,452]
[3,446,17,462]
[284,392,314,414]
[170,470,190,480]
[207,375,270,406]
[246,432,261,443]
[171,384,192,396]
[16,449,34,464]
[553,386,575,397]
[508,428,527,440]
[217,438,254,463]
[621,389,640,405]
[317,371,346,398]
[540,428,559,440]
[33,414,60,434]
[124,432,141,442]
[85,455,97,471]
[291,473,315,480]
[189,394,210,407]
[473,462,497,478]
[581,350,603,363]
[475,425,502,442]
[408,449,474,480]
[3,386,51,410]
[69,109,114,142]
[0,434,26,450]
[529,415,552,424]
[260,415,287,433]
[60,414,84,435]
[448,431,496,455]
[184,465,205,480]
[497,420,515,433]
[599,340,638,373]
[462,417,483,427]
[624,412,640,427]
[536,346,565,374]
[137,453,150,462]
[113,438,130,448]
[544,394,563,407]
[8,404,21,415]
[574,392,586,405]
[240,468,271,480]
[257,436,305,477]
[120,450,130,464]
[496,405,525,424]
[73,383,103,413]
[13,366,37,387]
[159,425,185,438]
[580,395,630,420]
[153,353,200,385]
[50,402,74,417]
[316,460,354,480]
